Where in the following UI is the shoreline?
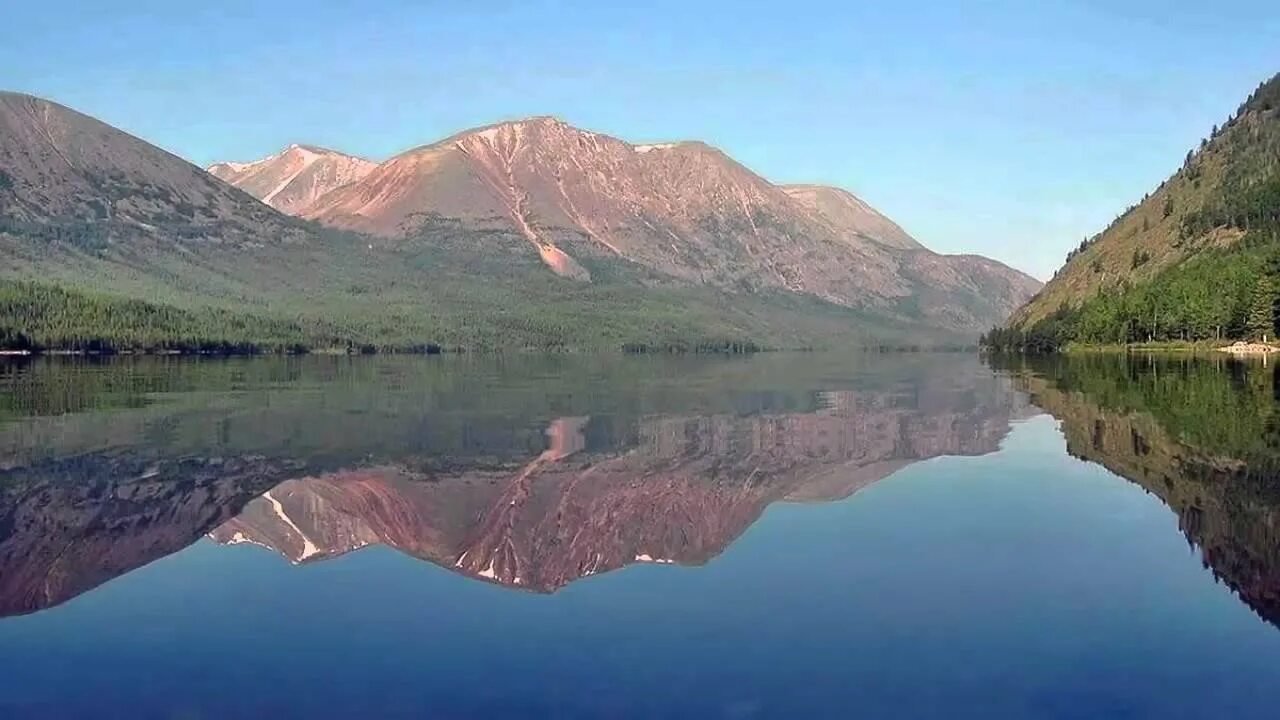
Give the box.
[0,345,984,360]
[985,340,1280,356]
[1215,341,1280,356]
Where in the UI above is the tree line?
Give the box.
[987,156,1280,353]
[983,243,1280,352]
[0,281,325,354]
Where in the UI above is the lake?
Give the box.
[0,352,1278,719]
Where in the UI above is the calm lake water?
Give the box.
[0,353,1278,719]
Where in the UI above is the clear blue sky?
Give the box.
[2,1,1277,278]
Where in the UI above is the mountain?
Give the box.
[0,91,303,247]
[207,144,374,215]
[0,91,397,351]
[217,117,1039,330]
[0,92,1035,351]
[993,73,1280,350]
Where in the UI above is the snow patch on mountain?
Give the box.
[634,143,677,154]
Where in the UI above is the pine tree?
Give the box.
[1247,275,1276,341]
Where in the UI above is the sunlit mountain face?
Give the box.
[0,354,1027,616]
[208,116,1039,332]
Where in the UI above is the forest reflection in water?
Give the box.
[992,351,1280,627]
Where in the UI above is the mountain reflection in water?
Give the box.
[0,354,1024,616]
[4,352,1280,635]
[209,401,1017,592]
[6,353,1280,719]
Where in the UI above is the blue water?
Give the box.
[0,356,1278,718]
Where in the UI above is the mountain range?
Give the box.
[0,91,1037,352]
[209,116,1039,322]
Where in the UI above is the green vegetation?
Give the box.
[983,245,1280,351]
[991,73,1280,351]
[0,216,956,354]
[0,280,328,354]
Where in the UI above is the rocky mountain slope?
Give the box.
[0,91,304,249]
[208,144,374,215]
[780,184,921,250]
[999,73,1280,346]
[218,117,1040,330]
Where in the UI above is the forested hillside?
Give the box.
[0,238,924,354]
[0,281,321,353]
[988,73,1280,351]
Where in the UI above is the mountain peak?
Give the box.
[291,116,1037,328]
[283,142,325,157]
[207,143,374,214]
[212,142,360,170]
[0,90,40,103]
[455,115,595,142]
[0,89,309,249]
[505,114,566,126]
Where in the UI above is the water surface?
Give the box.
[0,353,1277,718]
